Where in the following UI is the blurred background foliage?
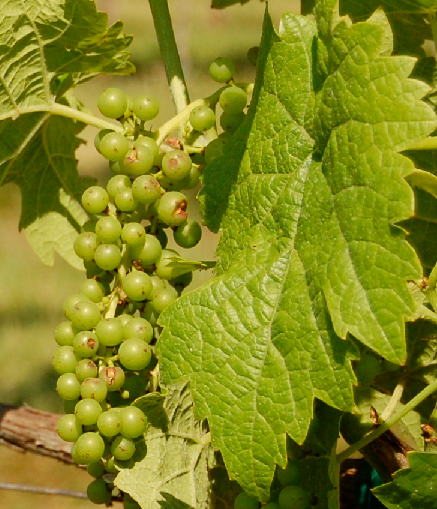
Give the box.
[0,1,298,508]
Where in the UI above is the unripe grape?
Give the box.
[122,222,146,246]
[80,279,105,303]
[121,145,155,177]
[74,432,105,465]
[74,232,100,261]
[57,414,83,442]
[123,271,153,301]
[87,478,112,505]
[219,86,247,114]
[133,95,160,121]
[151,287,178,313]
[205,136,227,164]
[95,216,122,244]
[95,318,124,347]
[155,249,179,280]
[106,174,132,199]
[99,366,126,391]
[133,136,159,159]
[247,46,259,66]
[55,321,78,346]
[278,486,311,509]
[94,244,122,271]
[52,346,78,374]
[81,377,108,402]
[190,105,216,132]
[75,398,103,425]
[162,150,192,181]
[132,175,162,204]
[120,406,147,438]
[114,188,138,212]
[111,435,136,460]
[98,87,128,119]
[220,111,245,133]
[234,492,259,509]
[118,338,152,371]
[87,461,106,479]
[94,129,113,153]
[173,219,202,248]
[209,56,235,83]
[157,191,188,227]
[57,373,81,400]
[81,186,109,214]
[97,408,122,437]
[123,317,153,343]
[73,330,99,358]
[129,234,162,267]
[70,300,101,331]
[99,132,130,162]
[76,359,98,382]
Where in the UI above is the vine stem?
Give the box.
[0,482,87,499]
[148,0,190,114]
[337,377,437,464]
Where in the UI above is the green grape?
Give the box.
[81,186,109,214]
[97,408,122,437]
[81,377,108,402]
[220,111,245,133]
[123,317,153,344]
[118,338,152,371]
[121,222,145,246]
[95,216,122,244]
[159,174,189,192]
[209,56,236,83]
[133,136,159,160]
[111,435,136,461]
[151,287,178,313]
[120,406,147,439]
[63,294,89,321]
[173,219,202,248]
[189,104,216,132]
[106,175,132,199]
[76,359,98,382]
[161,150,192,181]
[97,87,128,119]
[80,279,105,303]
[132,175,162,204]
[278,486,311,509]
[276,461,303,486]
[94,129,113,153]
[99,132,130,162]
[354,353,382,385]
[155,249,179,280]
[57,414,83,442]
[114,188,138,212]
[247,46,259,66]
[52,346,78,374]
[57,373,81,400]
[74,232,100,261]
[124,494,142,509]
[183,164,202,190]
[70,300,101,331]
[95,318,124,347]
[121,145,155,177]
[73,330,99,358]
[87,478,112,505]
[219,86,247,114]
[75,398,103,426]
[150,275,166,293]
[129,234,162,267]
[105,457,118,474]
[133,95,160,121]
[157,191,188,227]
[87,461,106,479]
[109,160,124,175]
[55,321,77,346]
[94,244,122,271]
[234,492,259,509]
[74,432,105,465]
[204,136,227,164]
[123,271,153,301]
[99,366,125,391]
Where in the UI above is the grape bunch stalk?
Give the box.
[52,56,254,507]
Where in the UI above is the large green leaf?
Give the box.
[157,6,437,499]
[0,0,132,267]
[373,452,437,508]
[115,383,213,509]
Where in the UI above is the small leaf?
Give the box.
[373,452,437,509]
[115,382,213,509]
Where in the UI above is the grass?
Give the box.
[0,1,299,507]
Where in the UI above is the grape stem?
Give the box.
[148,0,190,114]
[337,376,437,463]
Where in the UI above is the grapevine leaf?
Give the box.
[0,0,133,266]
[158,6,437,498]
[115,383,213,509]
[373,452,437,509]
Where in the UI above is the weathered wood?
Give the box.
[0,403,75,465]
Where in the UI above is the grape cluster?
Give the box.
[54,55,252,507]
